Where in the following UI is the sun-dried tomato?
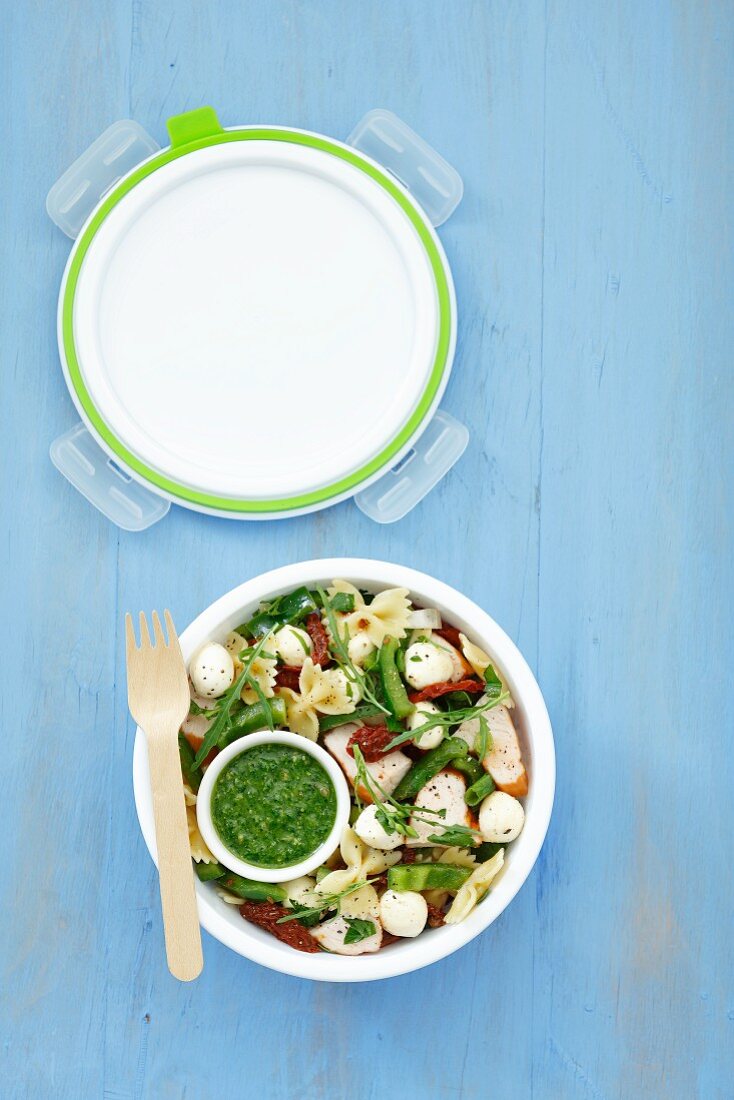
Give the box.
[239,900,320,953]
[306,612,331,667]
[426,904,445,928]
[380,932,400,948]
[346,725,394,762]
[434,624,463,649]
[400,846,417,864]
[181,732,219,768]
[275,666,301,692]
[409,678,484,703]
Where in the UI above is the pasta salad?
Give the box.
[178,580,528,955]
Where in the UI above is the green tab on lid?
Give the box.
[167,106,223,148]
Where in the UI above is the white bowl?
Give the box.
[195,732,351,882]
[133,558,555,982]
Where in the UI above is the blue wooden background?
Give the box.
[2,1,732,1097]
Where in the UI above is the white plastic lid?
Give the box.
[57,115,457,517]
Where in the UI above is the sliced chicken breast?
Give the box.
[310,914,383,955]
[456,702,528,797]
[180,693,215,740]
[323,726,412,802]
[407,770,474,847]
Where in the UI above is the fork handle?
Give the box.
[146,722,204,980]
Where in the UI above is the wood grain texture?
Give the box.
[1,1,732,1097]
[126,613,202,982]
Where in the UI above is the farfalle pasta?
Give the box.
[445,849,505,924]
[327,579,411,647]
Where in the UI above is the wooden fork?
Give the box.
[125,610,203,981]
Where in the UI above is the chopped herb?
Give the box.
[476,714,492,762]
[330,592,356,613]
[343,917,376,944]
[287,901,322,928]
[427,823,482,847]
[483,663,503,701]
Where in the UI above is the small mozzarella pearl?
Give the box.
[354,805,403,850]
[404,643,454,689]
[478,790,525,843]
[189,642,234,699]
[274,625,312,667]
[348,631,375,666]
[407,702,444,749]
[379,889,428,938]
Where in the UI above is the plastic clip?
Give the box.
[46,120,159,238]
[50,424,170,532]
[348,108,463,226]
[354,410,468,523]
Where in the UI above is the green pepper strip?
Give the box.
[387,862,472,892]
[178,734,202,793]
[475,841,503,863]
[219,696,287,748]
[465,773,495,807]
[194,861,226,882]
[219,874,286,903]
[239,586,319,639]
[379,637,415,720]
[393,736,469,801]
[451,756,484,786]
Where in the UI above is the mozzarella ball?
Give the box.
[274,625,312,667]
[404,643,455,689]
[407,701,444,750]
[189,642,234,698]
[348,630,375,666]
[379,889,428,938]
[336,668,362,706]
[280,876,317,908]
[478,791,525,843]
[431,635,469,681]
[354,805,403,851]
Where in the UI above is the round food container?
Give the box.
[133,559,555,982]
[48,108,468,529]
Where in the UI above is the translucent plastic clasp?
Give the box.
[46,120,159,238]
[50,425,170,532]
[348,109,463,226]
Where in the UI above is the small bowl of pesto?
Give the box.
[195,732,351,883]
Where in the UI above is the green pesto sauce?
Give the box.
[211,743,336,869]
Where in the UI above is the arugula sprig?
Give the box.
[384,681,510,752]
[192,633,276,768]
[276,877,379,924]
[476,714,492,762]
[317,586,388,714]
[352,745,473,846]
[427,823,483,848]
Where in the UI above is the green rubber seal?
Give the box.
[61,111,454,514]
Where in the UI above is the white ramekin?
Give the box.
[133,557,555,983]
[195,732,350,882]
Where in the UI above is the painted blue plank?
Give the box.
[1,1,732,1098]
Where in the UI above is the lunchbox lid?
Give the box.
[53,107,459,518]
